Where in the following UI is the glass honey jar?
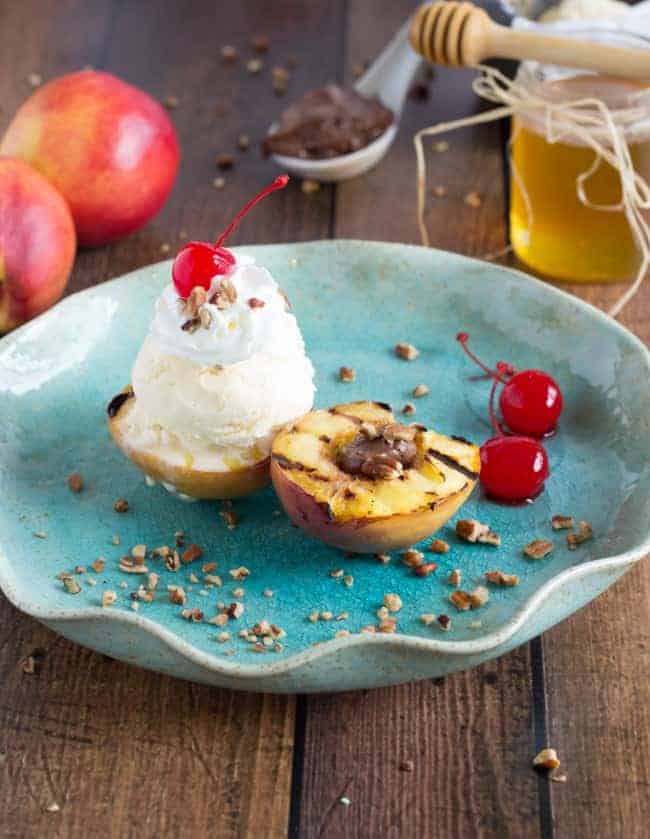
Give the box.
[509,40,650,284]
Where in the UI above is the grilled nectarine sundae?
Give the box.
[108,176,315,500]
[270,401,480,553]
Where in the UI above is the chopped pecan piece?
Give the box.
[567,521,593,550]
[428,538,449,554]
[181,608,204,622]
[113,498,129,513]
[181,544,203,564]
[414,562,437,577]
[533,748,561,771]
[456,519,500,546]
[383,593,402,613]
[168,586,186,605]
[210,277,237,310]
[447,568,462,587]
[412,384,429,398]
[551,514,574,530]
[395,342,419,361]
[450,586,489,611]
[523,539,553,560]
[401,549,423,568]
[67,472,84,493]
[485,570,519,587]
[437,614,451,631]
[339,366,356,382]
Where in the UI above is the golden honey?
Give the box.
[510,74,650,283]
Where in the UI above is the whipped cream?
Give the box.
[129,253,315,472]
[150,255,303,367]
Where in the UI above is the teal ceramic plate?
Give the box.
[1,241,648,693]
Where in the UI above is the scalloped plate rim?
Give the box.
[1,239,648,681]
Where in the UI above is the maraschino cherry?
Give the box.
[457,332,562,437]
[457,332,558,503]
[172,174,289,299]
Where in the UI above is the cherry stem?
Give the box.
[488,378,504,437]
[456,332,511,384]
[215,174,290,248]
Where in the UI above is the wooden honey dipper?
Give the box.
[409,1,650,79]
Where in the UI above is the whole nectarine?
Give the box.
[0,158,76,333]
[0,70,180,247]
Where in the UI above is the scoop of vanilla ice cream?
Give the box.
[127,255,315,471]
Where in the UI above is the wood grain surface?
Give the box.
[0,2,648,838]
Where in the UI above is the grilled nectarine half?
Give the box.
[270,401,480,553]
[107,386,270,500]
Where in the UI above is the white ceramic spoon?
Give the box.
[268,21,422,183]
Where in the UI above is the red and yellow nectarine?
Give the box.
[0,70,180,247]
[0,157,76,333]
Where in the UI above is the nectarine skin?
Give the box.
[107,386,271,500]
[0,158,76,333]
[271,458,475,553]
[0,71,180,247]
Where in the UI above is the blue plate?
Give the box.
[1,241,648,693]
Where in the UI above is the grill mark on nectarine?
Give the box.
[107,387,134,418]
[427,449,478,480]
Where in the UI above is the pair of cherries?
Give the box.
[457,333,563,503]
[171,175,289,299]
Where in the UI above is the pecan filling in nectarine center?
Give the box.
[337,424,417,480]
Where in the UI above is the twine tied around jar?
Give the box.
[414,65,650,318]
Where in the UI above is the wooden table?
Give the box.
[1,2,648,837]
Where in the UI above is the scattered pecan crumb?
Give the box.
[395,342,419,361]
[360,625,376,634]
[237,133,250,151]
[165,551,181,571]
[163,95,179,109]
[210,277,237,310]
[181,544,203,565]
[339,366,356,382]
[67,472,84,493]
[101,590,117,607]
[248,297,265,309]
[113,498,129,513]
[174,531,185,547]
[414,562,437,577]
[246,58,263,74]
[168,585,186,605]
[62,577,81,594]
[232,586,245,598]
[119,556,148,574]
[383,593,402,613]
[229,566,250,581]
[220,509,238,529]
[226,601,245,619]
[251,34,270,53]
[523,539,554,560]
[401,549,424,568]
[450,586,489,610]
[272,66,290,95]
[216,153,234,170]
[376,553,391,565]
[21,655,37,675]
[412,384,429,398]
[308,611,319,623]
[533,748,561,771]
[301,179,320,195]
[91,558,105,573]
[464,191,482,208]
[147,573,159,591]
[181,608,204,622]
[456,519,500,546]
[378,617,397,633]
[420,613,435,625]
[551,514,574,530]
[330,568,344,579]
[209,613,229,627]
[112,534,121,545]
[263,589,274,598]
[213,177,226,190]
[131,544,146,560]
[486,570,519,587]
[74,565,86,575]
[204,574,222,587]
[432,185,447,198]
[217,632,230,643]
[402,402,416,416]
[428,538,449,554]
[343,575,354,588]
[447,569,462,586]
[377,606,389,620]
[437,614,451,631]
[335,629,350,639]
[567,521,593,550]
[202,562,217,573]
[336,611,348,621]
[34,531,47,539]
[320,610,333,621]
[220,45,238,63]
